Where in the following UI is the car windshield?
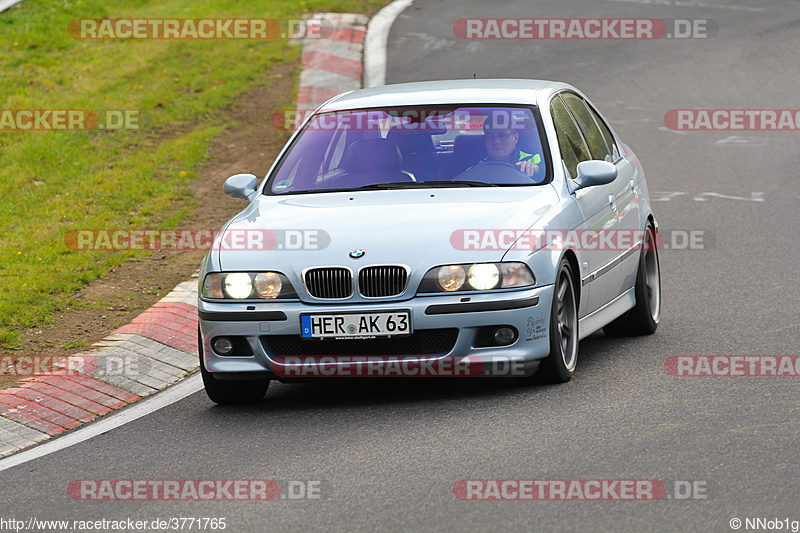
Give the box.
[266,105,549,194]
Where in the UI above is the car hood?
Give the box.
[216,187,559,274]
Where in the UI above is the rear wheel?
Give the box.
[603,222,661,337]
[199,329,269,404]
[537,258,579,383]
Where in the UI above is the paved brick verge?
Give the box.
[0,281,199,457]
[0,12,369,459]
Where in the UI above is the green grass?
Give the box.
[60,340,87,350]
[0,0,386,349]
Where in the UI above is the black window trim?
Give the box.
[549,92,592,180]
[581,98,623,164]
[551,92,591,160]
[554,89,623,165]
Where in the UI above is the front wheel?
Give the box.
[537,258,579,383]
[199,329,269,404]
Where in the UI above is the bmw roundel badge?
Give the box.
[349,249,365,259]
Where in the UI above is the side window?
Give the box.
[562,93,612,162]
[586,103,620,161]
[550,97,590,179]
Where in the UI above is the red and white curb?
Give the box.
[0,3,411,458]
[297,13,368,115]
[0,281,199,457]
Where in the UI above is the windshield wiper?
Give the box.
[354,180,497,190]
[438,180,498,187]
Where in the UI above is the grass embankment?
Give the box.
[0,0,385,349]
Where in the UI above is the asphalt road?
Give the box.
[2,1,799,531]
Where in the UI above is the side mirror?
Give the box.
[223,173,258,201]
[568,161,617,193]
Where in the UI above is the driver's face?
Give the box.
[485,129,518,160]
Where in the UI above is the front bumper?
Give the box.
[199,284,554,378]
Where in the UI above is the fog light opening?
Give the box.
[493,327,518,346]
[212,337,235,355]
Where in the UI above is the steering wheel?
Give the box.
[477,160,526,172]
[454,159,536,185]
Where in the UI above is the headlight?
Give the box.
[224,273,252,299]
[202,272,297,300]
[468,263,499,290]
[254,272,282,299]
[419,262,535,293]
[437,265,466,291]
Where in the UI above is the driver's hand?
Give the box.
[515,160,539,177]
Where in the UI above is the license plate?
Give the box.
[300,311,411,339]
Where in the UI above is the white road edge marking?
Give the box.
[601,0,764,12]
[656,126,689,135]
[364,0,415,88]
[0,0,402,473]
[0,374,203,473]
[0,0,23,13]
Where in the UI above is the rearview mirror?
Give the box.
[223,173,258,201]
[568,161,617,193]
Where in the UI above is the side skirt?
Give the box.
[578,288,636,340]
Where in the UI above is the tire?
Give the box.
[537,257,579,383]
[199,329,269,404]
[603,223,661,337]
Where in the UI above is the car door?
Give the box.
[550,95,618,317]
[562,93,641,298]
[586,99,641,293]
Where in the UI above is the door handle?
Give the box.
[609,194,617,210]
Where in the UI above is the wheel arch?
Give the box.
[561,249,581,309]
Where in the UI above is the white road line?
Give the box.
[364,0,415,87]
[602,0,765,12]
[657,126,690,135]
[716,135,769,146]
[0,374,203,473]
[0,0,23,13]
[693,191,764,202]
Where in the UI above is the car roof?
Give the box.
[319,79,574,111]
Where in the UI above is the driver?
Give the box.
[478,118,542,179]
